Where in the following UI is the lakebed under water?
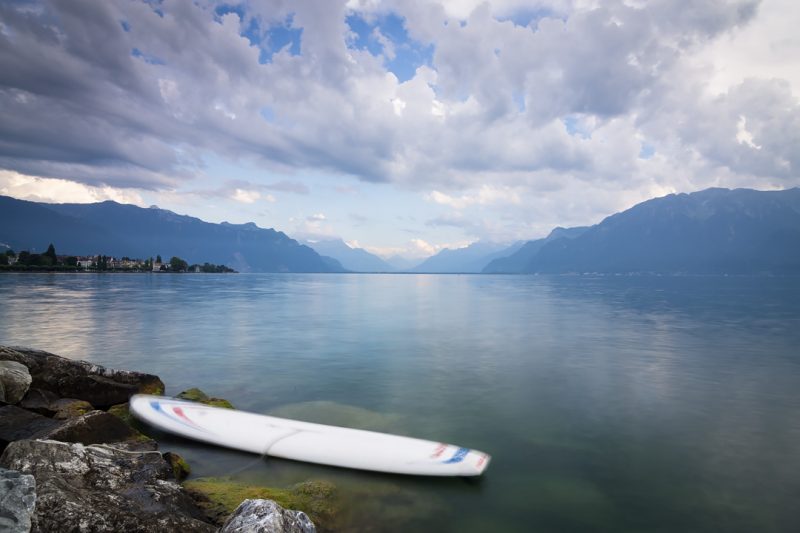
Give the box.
[1,273,799,532]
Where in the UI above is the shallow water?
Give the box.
[1,273,799,532]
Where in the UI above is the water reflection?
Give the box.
[1,273,799,532]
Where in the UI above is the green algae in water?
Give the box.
[184,477,340,531]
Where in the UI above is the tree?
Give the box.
[169,256,188,272]
[44,243,58,265]
[0,254,7,265]
[17,251,31,265]
[65,256,78,267]
[156,255,162,263]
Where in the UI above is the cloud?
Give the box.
[230,188,270,203]
[0,170,145,205]
[426,185,521,209]
[0,0,797,239]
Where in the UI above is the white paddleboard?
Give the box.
[129,395,490,476]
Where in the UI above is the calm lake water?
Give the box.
[1,273,799,532]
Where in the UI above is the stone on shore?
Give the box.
[0,467,36,533]
[42,410,158,451]
[0,439,215,532]
[0,405,61,452]
[163,451,191,481]
[0,346,164,408]
[0,361,32,405]
[18,388,60,416]
[220,499,316,533]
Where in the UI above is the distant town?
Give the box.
[0,243,235,273]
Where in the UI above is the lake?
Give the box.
[1,273,799,532]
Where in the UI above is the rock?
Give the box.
[19,391,95,419]
[163,452,191,481]
[0,361,32,404]
[177,388,235,409]
[220,499,316,533]
[41,410,158,451]
[107,402,152,435]
[0,405,62,452]
[0,467,36,533]
[18,388,60,416]
[0,439,215,532]
[51,398,94,420]
[0,346,164,408]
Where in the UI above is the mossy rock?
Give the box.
[106,402,152,436]
[52,398,94,420]
[163,451,191,481]
[138,378,165,395]
[176,388,234,409]
[184,477,339,531]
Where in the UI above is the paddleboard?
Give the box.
[129,395,490,476]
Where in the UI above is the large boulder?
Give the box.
[220,499,316,533]
[0,346,164,408]
[0,439,214,532]
[0,361,32,404]
[0,405,62,452]
[18,388,61,416]
[0,467,36,533]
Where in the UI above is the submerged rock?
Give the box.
[0,346,164,408]
[220,499,316,533]
[0,467,36,533]
[0,360,32,405]
[0,439,214,532]
[177,388,235,409]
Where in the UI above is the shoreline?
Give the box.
[0,345,322,532]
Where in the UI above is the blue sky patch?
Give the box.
[266,14,302,59]
[639,142,656,159]
[260,107,276,123]
[131,48,165,65]
[563,115,593,139]
[346,12,433,82]
[497,7,558,29]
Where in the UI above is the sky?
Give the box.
[1,0,799,259]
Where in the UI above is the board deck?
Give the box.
[129,395,490,476]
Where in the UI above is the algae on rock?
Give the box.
[177,388,234,409]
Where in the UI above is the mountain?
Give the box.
[304,239,395,272]
[0,196,345,272]
[384,255,419,271]
[409,241,525,273]
[483,226,588,273]
[518,188,800,274]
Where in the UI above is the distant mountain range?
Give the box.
[485,188,800,274]
[483,227,588,273]
[3,187,798,275]
[409,241,525,273]
[303,239,395,272]
[0,196,344,273]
